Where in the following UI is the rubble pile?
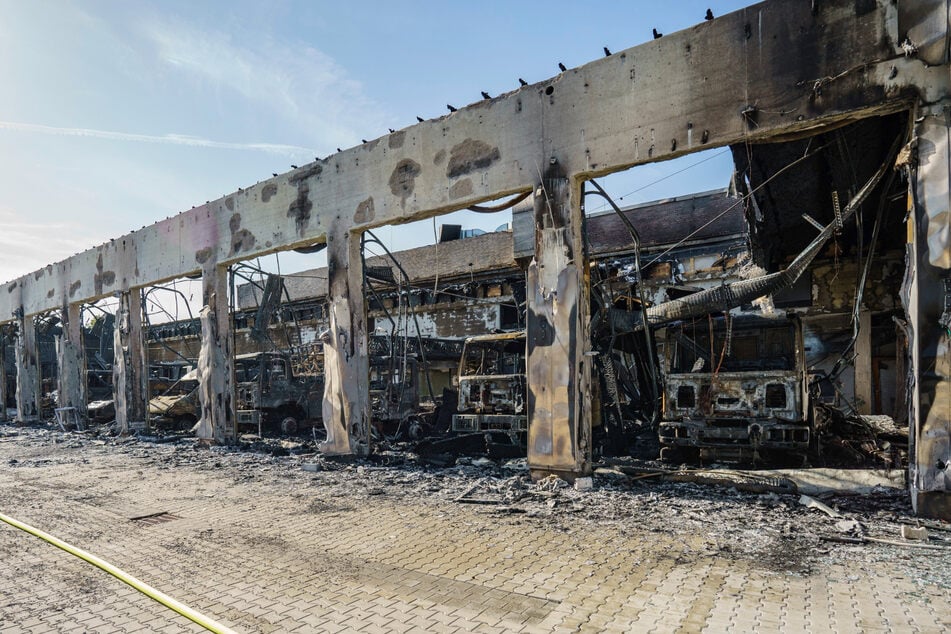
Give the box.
[813,403,908,468]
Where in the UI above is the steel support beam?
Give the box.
[14,310,40,423]
[320,225,369,455]
[113,291,146,433]
[195,264,236,444]
[526,166,592,479]
[56,303,86,418]
[906,103,951,520]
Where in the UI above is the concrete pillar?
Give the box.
[113,291,147,433]
[14,309,41,423]
[196,264,236,444]
[525,163,592,480]
[0,329,8,422]
[320,226,369,456]
[56,303,87,418]
[855,309,873,415]
[905,106,951,520]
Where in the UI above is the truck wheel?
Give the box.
[175,414,197,431]
[280,417,298,435]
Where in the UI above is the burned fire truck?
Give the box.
[451,331,527,436]
[657,315,809,463]
[235,351,323,434]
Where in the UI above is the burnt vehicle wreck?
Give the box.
[235,351,323,435]
[563,111,912,469]
[451,331,527,436]
[366,334,471,440]
[148,368,200,429]
[658,315,808,463]
[407,330,529,464]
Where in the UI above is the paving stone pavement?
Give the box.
[0,437,948,633]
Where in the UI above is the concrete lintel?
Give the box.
[0,1,941,320]
[897,0,951,67]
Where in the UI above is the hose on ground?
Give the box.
[0,510,237,634]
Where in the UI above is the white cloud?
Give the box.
[0,120,316,157]
[143,19,388,150]
[0,209,98,284]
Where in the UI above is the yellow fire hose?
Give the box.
[0,511,237,634]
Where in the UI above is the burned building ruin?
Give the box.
[0,0,949,519]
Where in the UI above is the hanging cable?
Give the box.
[364,231,435,405]
[585,179,661,422]
[644,140,834,268]
[827,168,899,383]
[230,266,284,353]
[141,299,193,365]
[142,285,201,362]
[587,149,731,214]
[647,132,903,326]
[467,191,531,213]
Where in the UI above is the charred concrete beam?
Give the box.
[113,291,147,433]
[526,167,592,479]
[14,305,40,423]
[56,303,86,418]
[196,264,236,444]
[907,103,951,519]
[0,331,7,422]
[898,0,951,67]
[0,0,942,321]
[320,225,369,456]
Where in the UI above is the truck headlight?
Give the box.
[677,385,695,409]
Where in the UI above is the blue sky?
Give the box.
[0,0,752,288]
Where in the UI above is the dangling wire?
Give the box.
[585,179,661,423]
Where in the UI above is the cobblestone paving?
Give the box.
[0,432,948,633]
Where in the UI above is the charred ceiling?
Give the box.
[732,112,909,270]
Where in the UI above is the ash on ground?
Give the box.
[1,421,948,592]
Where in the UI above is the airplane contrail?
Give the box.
[0,120,316,156]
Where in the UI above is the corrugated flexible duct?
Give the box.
[646,134,902,325]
